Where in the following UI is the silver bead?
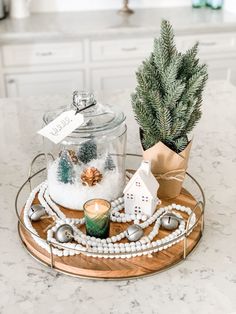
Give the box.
[126,224,144,242]
[28,204,46,221]
[55,224,74,243]
[161,213,181,230]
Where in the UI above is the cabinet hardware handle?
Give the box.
[199,42,216,46]
[36,52,53,56]
[121,47,137,51]
[8,79,15,84]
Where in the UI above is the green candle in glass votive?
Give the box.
[84,199,111,239]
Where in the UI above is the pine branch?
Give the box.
[171,119,186,139]
[142,132,160,150]
[160,20,176,63]
[185,109,202,134]
[153,38,168,78]
[154,103,172,139]
[174,136,189,153]
[131,93,160,139]
[163,80,185,110]
[179,42,199,80]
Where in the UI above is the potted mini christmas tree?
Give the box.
[132,20,208,199]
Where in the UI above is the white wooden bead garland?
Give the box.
[23,181,196,259]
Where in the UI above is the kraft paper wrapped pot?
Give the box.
[141,135,192,199]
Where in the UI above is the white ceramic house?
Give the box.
[123,160,160,217]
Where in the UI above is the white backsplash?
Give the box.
[30,0,190,12]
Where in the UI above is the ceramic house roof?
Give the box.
[124,163,159,197]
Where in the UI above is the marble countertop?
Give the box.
[0,7,236,43]
[0,80,236,314]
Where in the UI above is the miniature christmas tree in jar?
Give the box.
[43,91,127,210]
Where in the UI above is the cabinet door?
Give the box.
[91,66,137,91]
[230,69,236,86]
[5,70,85,97]
[206,59,236,85]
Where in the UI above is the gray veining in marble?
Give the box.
[0,7,236,43]
[0,80,236,314]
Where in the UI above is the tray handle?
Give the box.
[183,200,204,259]
[28,153,54,191]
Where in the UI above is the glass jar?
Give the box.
[192,0,205,7]
[43,91,127,210]
[210,0,223,9]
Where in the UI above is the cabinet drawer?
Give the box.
[91,38,153,62]
[5,70,85,97]
[2,42,84,66]
[181,34,236,55]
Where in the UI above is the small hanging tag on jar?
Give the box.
[38,110,84,144]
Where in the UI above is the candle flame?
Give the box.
[94,203,100,212]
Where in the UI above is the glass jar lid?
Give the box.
[43,91,126,136]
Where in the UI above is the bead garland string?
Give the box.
[23,181,196,259]
[23,183,65,256]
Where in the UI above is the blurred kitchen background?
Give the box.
[0,0,235,97]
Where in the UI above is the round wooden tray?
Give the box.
[17,172,204,280]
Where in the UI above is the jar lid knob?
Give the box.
[72,91,97,113]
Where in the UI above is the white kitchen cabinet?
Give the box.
[1,31,236,98]
[180,33,236,57]
[91,38,153,62]
[91,66,138,91]
[5,70,85,97]
[203,58,236,85]
[230,69,236,86]
[177,33,236,86]
[2,42,84,67]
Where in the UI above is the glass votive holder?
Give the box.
[83,199,111,239]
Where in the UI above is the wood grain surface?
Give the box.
[19,188,203,279]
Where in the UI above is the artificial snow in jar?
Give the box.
[43,91,127,210]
